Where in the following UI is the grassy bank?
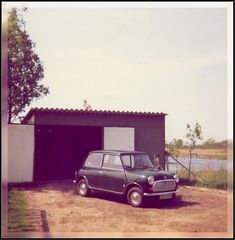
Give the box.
[171,148,227,160]
[8,188,41,232]
[8,188,27,232]
[178,168,227,190]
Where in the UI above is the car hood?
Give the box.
[126,168,175,181]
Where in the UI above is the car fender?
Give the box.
[125,182,143,194]
[76,175,89,185]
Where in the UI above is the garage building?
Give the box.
[8,108,167,182]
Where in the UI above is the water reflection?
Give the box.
[167,157,228,172]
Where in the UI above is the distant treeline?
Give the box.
[166,138,227,149]
[197,138,227,149]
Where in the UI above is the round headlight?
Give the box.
[148,176,155,185]
[174,174,179,183]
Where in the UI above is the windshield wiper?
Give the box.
[135,165,148,169]
[125,166,135,170]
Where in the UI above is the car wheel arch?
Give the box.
[124,182,143,195]
[77,175,89,185]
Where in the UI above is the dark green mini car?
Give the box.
[73,150,179,207]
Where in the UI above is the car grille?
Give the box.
[152,180,176,192]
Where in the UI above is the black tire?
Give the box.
[77,179,90,197]
[127,187,144,207]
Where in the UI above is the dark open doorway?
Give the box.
[34,125,103,181]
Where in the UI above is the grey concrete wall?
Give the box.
[8,124,34,182]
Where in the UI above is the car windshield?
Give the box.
[121,154,154,169]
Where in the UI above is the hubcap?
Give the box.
[130,191,141,206]
[79,183,87,195]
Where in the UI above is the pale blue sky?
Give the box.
[4,2,232,142]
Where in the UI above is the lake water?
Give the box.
[167,156,229,172]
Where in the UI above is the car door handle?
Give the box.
[98,171,103,174]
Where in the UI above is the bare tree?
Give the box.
[185,121,203,180]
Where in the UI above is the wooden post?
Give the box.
[168,154,203,183]
[188,150,192,180]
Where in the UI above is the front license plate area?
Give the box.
[160,193,172,200]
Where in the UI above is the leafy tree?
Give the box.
[185,121,203,179]
[185,122,203,150]
[8,8,49,123]
[82,100,92,110]
[200,138,227,149]
[168,138,184,157]
[174,138,183,149]
[202,138,216,148]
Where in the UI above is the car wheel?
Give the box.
[127,187,143,207]
[77,179,90,197]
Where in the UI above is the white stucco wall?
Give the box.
[8,124,34,182]
[104,127,135,151]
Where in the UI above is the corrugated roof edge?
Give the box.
[21,107,167,123]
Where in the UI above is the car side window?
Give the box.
[103,155,123,170]
[84,153,102,167]
[122,154,134,167]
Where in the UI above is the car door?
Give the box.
[81,153,103,188]
[99,154,126,193]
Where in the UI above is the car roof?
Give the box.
[89,150,147,155]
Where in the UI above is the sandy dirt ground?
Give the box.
[6,182,232,238]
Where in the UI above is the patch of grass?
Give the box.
[8,188,41,232]
[178,168,227,190]
[176,148,227,160]
[8,188,28,232]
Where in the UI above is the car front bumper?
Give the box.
[143,189,180,196]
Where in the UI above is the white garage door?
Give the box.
[104,127,135,151]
